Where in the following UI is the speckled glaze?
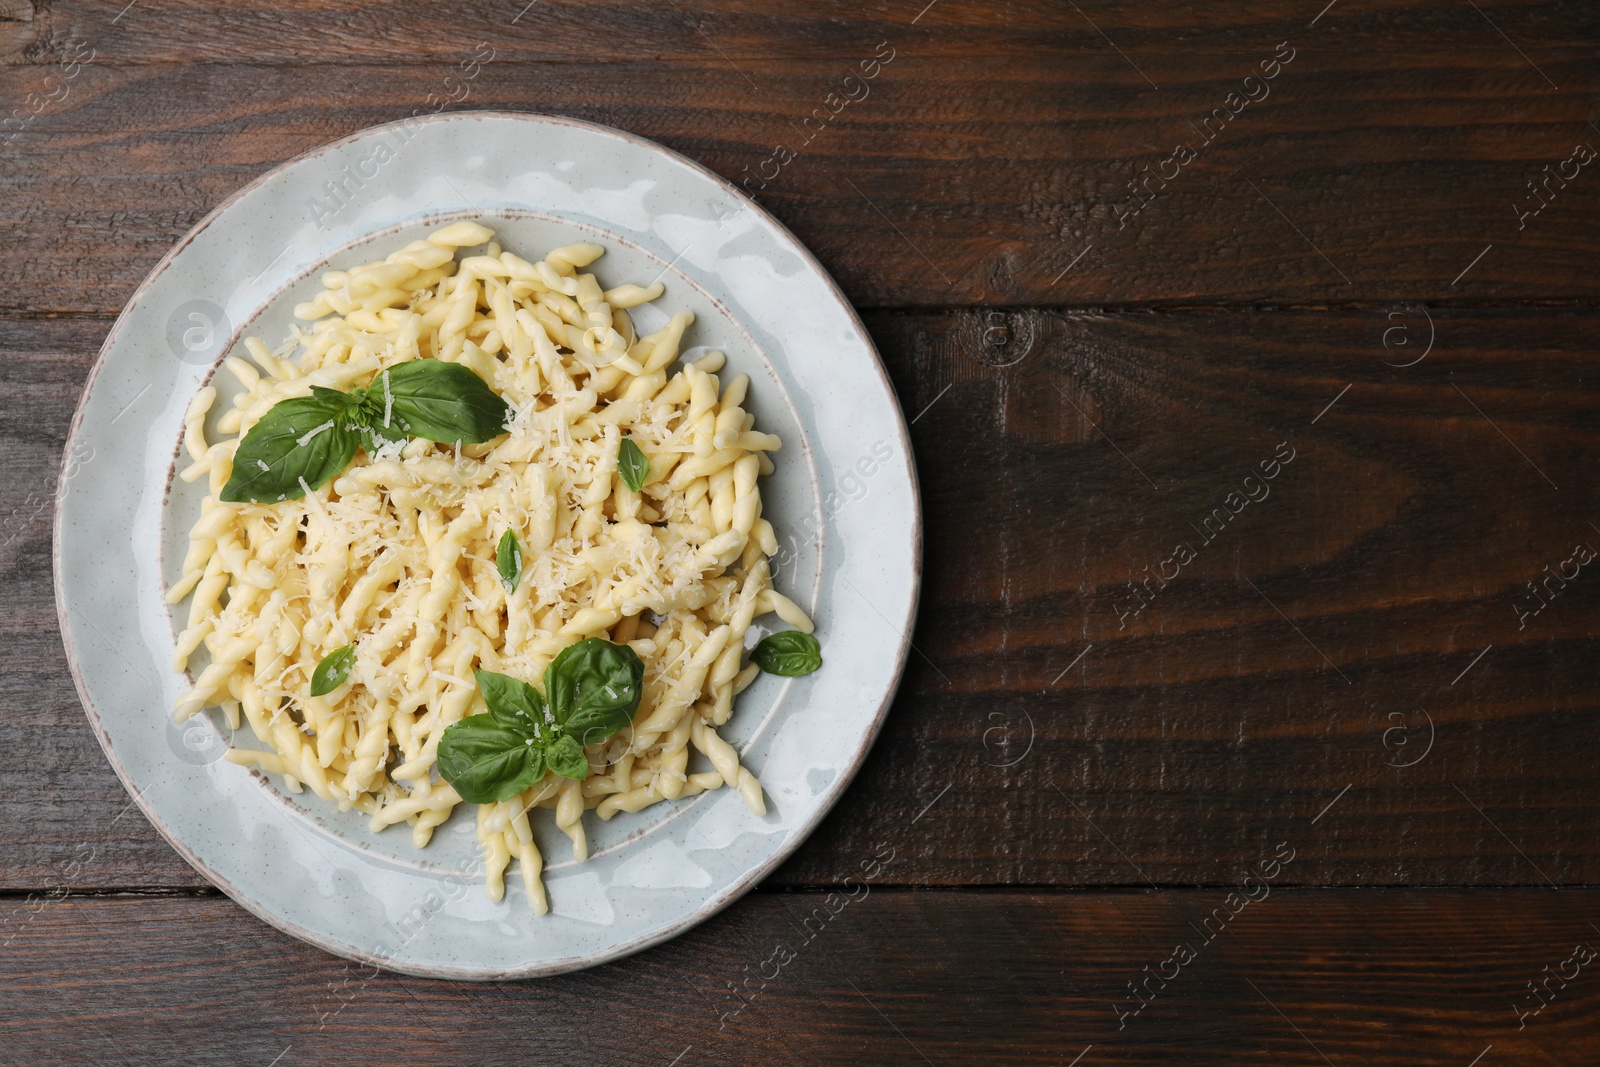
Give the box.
[52,113,920,979]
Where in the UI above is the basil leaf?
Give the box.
[309,644,357,697]
[545,733,589,780]
[346,375,398,446]
[381,359,510,444]
[617,436,650,493]
[436,716,546,804]
[339,394,395,456]
[220,393,360,503]
[474,669,546,735]
[310,385,352,407]
[545,637,644,747]
[496,529,523,593]
[752,630,822,676]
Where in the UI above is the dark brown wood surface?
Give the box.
[6,891,1599,1065]
[3,0,1598,1063]
[2,1,1599,309]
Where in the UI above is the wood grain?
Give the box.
[8,308,1597,890]
[780,304,1600,887]
[1,0,1594,65]
[2,890,1596,1065]
[6,0,1600,1057]
[0,2,1597,310]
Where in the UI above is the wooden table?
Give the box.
[5,1,1598,1063]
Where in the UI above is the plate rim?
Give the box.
[52,109,922,979]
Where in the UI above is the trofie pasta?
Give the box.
[168,221,817,911]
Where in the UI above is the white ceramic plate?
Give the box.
[53,112,919,979]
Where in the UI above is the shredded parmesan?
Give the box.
[295,420,335,446]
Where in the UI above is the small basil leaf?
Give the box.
[752,630,822,676]
[544,733,589,780]
[545,637,645,746]
[474,669,546,735]
[437,716,546,804]
[496,529,523,593]
[617,436,650,493]
[337,397,375,454]
[357,423,408,457]
[382,359,510,444]
[220,393,361,503]
[351,392,406,457]
[309,644,357,697]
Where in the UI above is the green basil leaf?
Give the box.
[310,385,352,407]
[544,733,590,780]
[437,716,546,804]
[496,529,523,593]
[545,637,644,747]
[752,630,822,676]
[337,391,394,455]
[220,393,361,503]
[617,436,650,493]
[309,644,357,697]
[474,669,546,735]
[381,359,510,444]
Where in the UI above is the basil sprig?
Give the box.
[752,631,822,676]
[310,643,357,696]
[436,638,645,804]
[617,436,650,493]
[220,360,510,503]
[496,529,523,593]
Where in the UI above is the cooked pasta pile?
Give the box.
[169,221,812,911]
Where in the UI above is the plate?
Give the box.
[53,112,920,979]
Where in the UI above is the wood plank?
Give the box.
[2,890,1596,1064]
[1,0,1593,66]
[778,304,1600,887]
[0,317,203,889]
[0,2,1597,310]
[6,307,1598,890]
